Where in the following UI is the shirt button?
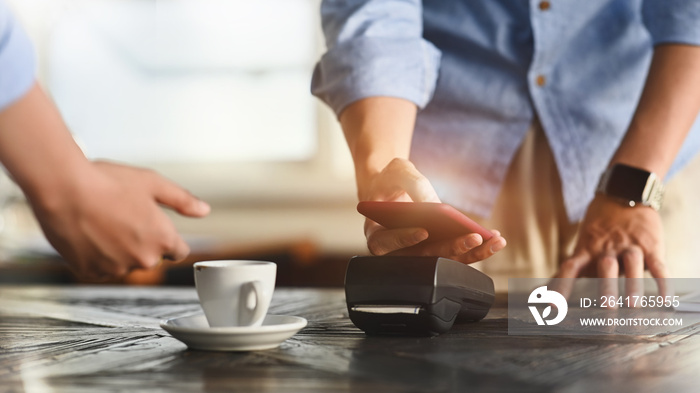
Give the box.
[539,1,551,11]
[536,75,546,86]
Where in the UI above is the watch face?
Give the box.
[606,165,650,202]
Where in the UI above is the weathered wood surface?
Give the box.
[0,286,699,393]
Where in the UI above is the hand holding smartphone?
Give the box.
[357,201,493,241]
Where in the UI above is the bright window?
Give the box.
[50,0,317,162]
[7,0,354,202]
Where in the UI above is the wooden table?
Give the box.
[1,285,699,392]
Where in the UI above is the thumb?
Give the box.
[404,174,441,203]
[387,158,440,203]
[152,177,210,217]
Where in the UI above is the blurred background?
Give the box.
[0,0,367,286]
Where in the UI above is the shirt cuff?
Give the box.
[311,36,441,116]
[0,5,36,111]
[643,0,700,46]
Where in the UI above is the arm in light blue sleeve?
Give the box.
[311,0,441,116]
[642,0,700,46]
[0,1,36,111]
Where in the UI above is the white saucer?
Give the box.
[160,314,307,351]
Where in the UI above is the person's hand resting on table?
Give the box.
[340,97,506,264]
[556,195,666,298]
[556,44,700,296]
[0,83,210,280]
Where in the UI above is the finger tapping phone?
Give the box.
[357,201,493,241]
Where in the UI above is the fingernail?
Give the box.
[465,236,481,249]
[491,239,506,253]
[197,200,211,214]
[413,230,429,243]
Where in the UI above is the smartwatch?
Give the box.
[596,164,664,211]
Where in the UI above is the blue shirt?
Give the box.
[311,0,700,222]
[0,0,35,111]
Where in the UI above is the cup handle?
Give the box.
[239,281,265,325]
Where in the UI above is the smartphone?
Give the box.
[357,201,493,241]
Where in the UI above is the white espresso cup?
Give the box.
[193,260,276,327]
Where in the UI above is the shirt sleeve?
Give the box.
[311,0,441,116]
[0,1,36,111]
[642,0,700,46]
